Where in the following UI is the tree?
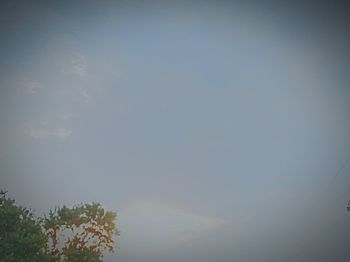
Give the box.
[43,203,119,261]
[0,190,49,261]
[0,191,119,261]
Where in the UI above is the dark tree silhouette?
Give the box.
[0,190,49,261]
[0,190,119,261]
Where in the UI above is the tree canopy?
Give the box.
[0,190,118,261]
[0,190,49,261]
[43,203,119,261]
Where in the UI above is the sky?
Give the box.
[1,1,350,261]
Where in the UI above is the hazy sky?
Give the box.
[1,1,350,261]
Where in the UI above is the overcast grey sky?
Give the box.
[1,1,350,261]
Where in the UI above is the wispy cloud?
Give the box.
[79,86,92,103]
[22,81,42,94]
[58,113,75,121]
[59,54,96,103]
[20,52,104,140]
[24,123,72,139]
[61,55,87,78]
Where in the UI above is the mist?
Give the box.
[1,1,350,261]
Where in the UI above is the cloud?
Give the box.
[58,54,96,102]
[22,81,42,94]
[61,55,87,78]
[72,60,87,77]
[58,113,75,121]
[24,123,72,139]
[79,86,92,103]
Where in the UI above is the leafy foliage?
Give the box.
[43,203,119,261]
[0,190,119,261]
[0,190,49,262]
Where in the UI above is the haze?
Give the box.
[1,1,350,261]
